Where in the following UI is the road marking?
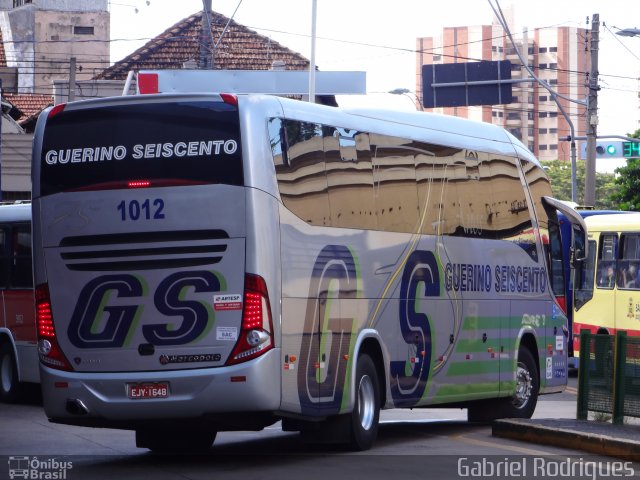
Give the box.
[565,386,578,395]
[451,433,554,455]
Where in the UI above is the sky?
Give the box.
[109,0,640,143]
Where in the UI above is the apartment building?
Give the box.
[416,23,589,161]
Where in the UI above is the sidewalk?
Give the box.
[492,418,640,461]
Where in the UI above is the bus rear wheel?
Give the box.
[348,354,380,450]
[468,347,539,422]
[0,342,22,404]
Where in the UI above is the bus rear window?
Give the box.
[40,100,243,195]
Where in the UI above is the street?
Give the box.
[3,378,638,480]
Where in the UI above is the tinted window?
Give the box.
[40,101,243,195]
[370,135,419,232]
[11,225,32,288]
[596,234,618,289]
[271,118,331,226]
[618,234,640,290]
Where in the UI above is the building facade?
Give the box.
[416,23,589,161]
[0,0,109,94]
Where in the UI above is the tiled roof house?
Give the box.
[96,10,336,105]
[97,11,311,80]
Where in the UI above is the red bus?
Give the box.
[0,202,38,402]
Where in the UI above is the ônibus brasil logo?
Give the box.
[7,456,72,480]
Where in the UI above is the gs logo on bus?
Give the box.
[298,245,359,416]
[67,271,221,348]
[390,250,438,407]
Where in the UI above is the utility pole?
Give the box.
[68,57,76,102]
[584,14,599,207]
[200,0,213,69]
[308,0,317,103]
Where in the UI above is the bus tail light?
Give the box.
[227,274,274,365]
[555,295,566,314]
[35,284,73,371]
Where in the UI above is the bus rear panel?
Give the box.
[33,95,280,428]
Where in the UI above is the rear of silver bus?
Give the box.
[31,94,280,439]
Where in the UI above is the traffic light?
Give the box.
[595,141,623,158]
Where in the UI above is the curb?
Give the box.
[492,419,640,461]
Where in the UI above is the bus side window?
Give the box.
[271,118,331,227]
[619,233,640,290]
[574,239,596,310]
[596,234,618,289]
[0,228,7,288]
[11,225,32,289]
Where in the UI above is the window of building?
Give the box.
[549,112,558,118]
[539,47,548,53]
[507,112,520,120]
[433,54,441,61]
[527,112,534,120]
[511,63,521,72]
[74,26,95,35]
[539,128,548,134]
[549,79,558,86]
[549,128,558,134]
[539,145,548,151]
[539,95,548,102]
[549,63,558,70]
[539,112,548,118]
[539,63,548,70]
[528,128,535,136]
[550,145,558,150]
[550,47,558,53]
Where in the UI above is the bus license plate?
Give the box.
[127,382,170,399]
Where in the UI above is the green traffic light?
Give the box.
[606,144,617,155]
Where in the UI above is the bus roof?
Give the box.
[270,95,539,165]
[0,202,31,222]
[584,212,640,231]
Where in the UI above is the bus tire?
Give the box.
[508,347,539,418]
[348,354,380,451]
[135,428,217,453]
[467,347,539,422]
[0,342,22,404]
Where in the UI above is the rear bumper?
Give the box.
[40,348,281,429]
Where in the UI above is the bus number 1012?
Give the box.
[117,199,166,221]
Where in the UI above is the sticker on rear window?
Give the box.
[217,327,238,341]
[214,294,242,311]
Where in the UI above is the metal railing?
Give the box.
[577,330,640,424]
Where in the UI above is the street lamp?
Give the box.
[615,27,640,37]
[388,88,421,110]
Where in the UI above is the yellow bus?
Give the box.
[573,213,640,356]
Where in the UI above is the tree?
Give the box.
[611,129,640,211]
[541,159,618,209]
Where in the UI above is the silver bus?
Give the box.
[31,92,586,451]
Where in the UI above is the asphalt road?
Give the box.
[5,377,637,480]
